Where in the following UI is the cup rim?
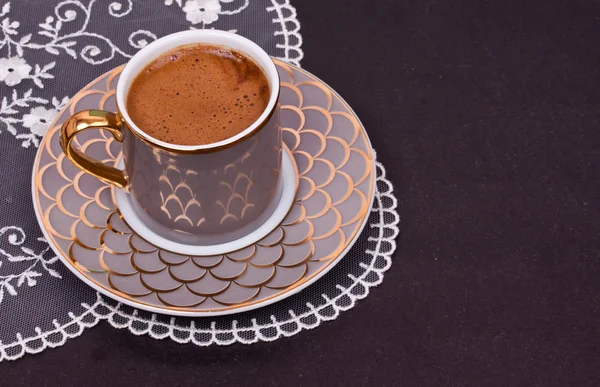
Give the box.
[116,30,280,153]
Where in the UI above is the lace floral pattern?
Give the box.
[1,92,69,147]
[0,2,70,147]
[1,1,153,63]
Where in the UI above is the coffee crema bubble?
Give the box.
[126,44,271,146]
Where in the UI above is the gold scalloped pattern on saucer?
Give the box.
[33,60,374,315]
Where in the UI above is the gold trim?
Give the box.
[186,274,231,297]
[157,291,207,308]
[312,158,336,188]
[191,255,225,269]
[282,105,305,131]
[316,229,346,262]
[45,126,60,161]
[131,251,167,274]
[303,189,332,220]
[331,112,361,146]
[330,171,354,206]
[94,186,113,211]
[282,127,301,151]
[99,90,116,110]
[265,264,309,290]
[249,244,285,268]
[128,234,158,253]
[297,81,333,110]
[107,274,153,297]
[212,286,261,306]
[210,258,249,281]
[281,203,306,226]
[349,148,373,186]
[312,207,342,240]
[43,203,71,240]
[302,106,333,135]
[277,61,295,83]
[281,82,303,107]
[275,242,313,268]
[294,150,314,176]
[167,264,208,283]
[107,65,124,91]
[281,220,315,246]
[68,90,107,115]
[56,155,73,183]
[100,250,137,276]
[73,172,96,200]
[234,266,277,289]
[79,201,105,229]
[37,162,59,201]
[340,189,368,227]
[71,223,102,251]
[139,272,183,293]
[299,129,327,158]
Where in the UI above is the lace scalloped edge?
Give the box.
[0,306,102,361]
[267,0,304,67]
[0,157,397,359]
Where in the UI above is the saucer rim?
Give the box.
[31,60,376,317]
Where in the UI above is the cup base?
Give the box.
[114,146,297,256]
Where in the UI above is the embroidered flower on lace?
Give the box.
[167,0,249,28]
[22,106,57,136]
[182,0,222,25]
[0,56,31,86]
[0,93,69,147]
[0,56,54,88]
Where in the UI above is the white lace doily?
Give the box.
[0,0,398,361]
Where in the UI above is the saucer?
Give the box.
[32,60,375,316]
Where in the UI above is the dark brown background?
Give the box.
[3,0,600,385]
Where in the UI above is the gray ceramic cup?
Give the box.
[60,30,281,245]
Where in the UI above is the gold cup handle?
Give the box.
[60,110,128,189]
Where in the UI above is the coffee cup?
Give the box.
[60,30,281,245]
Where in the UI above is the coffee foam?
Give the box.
[126,44,270,146]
